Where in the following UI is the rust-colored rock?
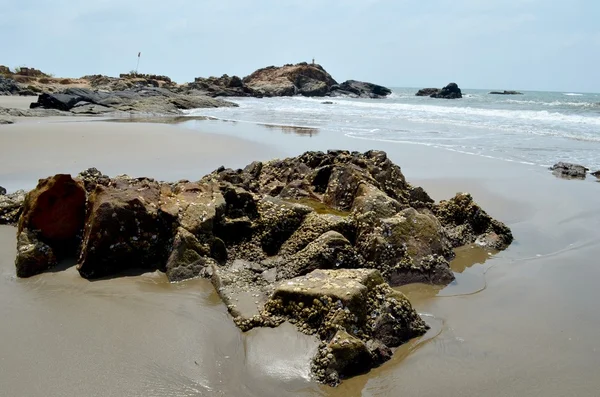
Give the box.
[17,174,86,252]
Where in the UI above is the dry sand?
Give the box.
[1,118,599,397]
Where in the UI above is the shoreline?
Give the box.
[1,115,600,396]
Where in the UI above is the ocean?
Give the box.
[188,88,600,170]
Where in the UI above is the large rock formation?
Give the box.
[243,63,338,97]
[188,63,392,99]
[431,83,462,99]
[416,83,463,99]
[30,87,237,115]
[12,150,513,384]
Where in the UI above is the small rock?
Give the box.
[549,162,589,179]
[15,229,58,278]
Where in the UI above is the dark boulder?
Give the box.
[0,186,5,195]
[592,170,600,179]
[549,162,589,179]
[0,76,21,95]
[331,80,391,99]
[416,88,440,96]
[431,83,462,99]
[77,179,168,278]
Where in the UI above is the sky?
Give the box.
[1,0,599,92]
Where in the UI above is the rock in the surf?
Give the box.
[489,90,523,95]
[416,88,440,96]
[549,162,589,179]
[416,83,462,99]
[431,82,462,99]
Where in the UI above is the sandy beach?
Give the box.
[0,119,278,192]
[1,117,599,396]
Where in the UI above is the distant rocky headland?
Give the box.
[2,150,513,385]
[0,62,391,120]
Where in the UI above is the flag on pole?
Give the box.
[138,52,141,58]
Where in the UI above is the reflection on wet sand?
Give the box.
[262,123,319,136]
[108,115,217,124]
[398,244,498,301]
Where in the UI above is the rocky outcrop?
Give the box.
[185,63,393,99]
[30,87,237,115]
[12,150,513,385]
[330,80,392,99]
[415,88,440,97]
[0,117,13,124]
[0,186,5,195]
[592,170,600,179]
[489,90,523,95]
[416,83,463,99]
[549,162,589,179]
[243,63,338,97]
[436,193,513,250]
[0,76,22,96]
[262,269,428,385]
[431,83,462,99]
[184,74,252,97]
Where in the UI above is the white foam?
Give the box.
[563,93,583,96]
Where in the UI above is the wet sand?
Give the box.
[0,95,39,109]
[0,121,278,192]
[1,118,600,396]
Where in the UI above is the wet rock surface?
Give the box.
[11,150,513,385]
[549,162,589,179]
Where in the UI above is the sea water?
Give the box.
[188,88,600,170]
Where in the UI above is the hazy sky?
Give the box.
[2,0,598,92]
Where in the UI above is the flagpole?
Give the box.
[135,52,141,74]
